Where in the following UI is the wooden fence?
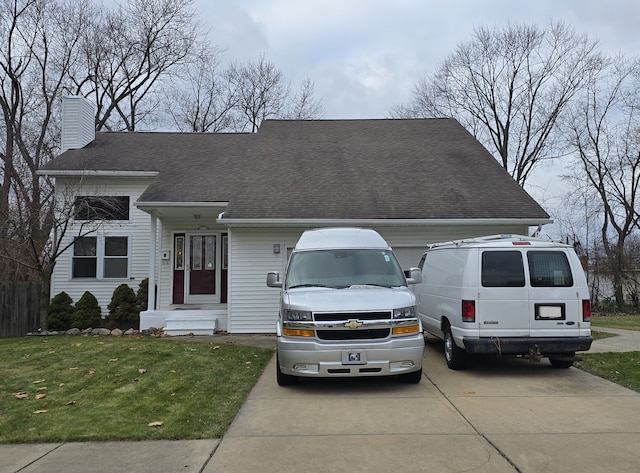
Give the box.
[0,281,41,338]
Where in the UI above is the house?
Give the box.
[39,96,551,334]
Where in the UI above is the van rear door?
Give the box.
[525,249,581,337]
[476,250,530,337]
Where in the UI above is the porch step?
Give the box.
[164,312,217,336]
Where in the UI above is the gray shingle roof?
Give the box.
[41,118,549,220]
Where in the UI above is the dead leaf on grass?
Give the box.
[33,410,48,414]
[89,368,96,375]
[33,379,46,384]
[148,421,163,427]
[69,367,79,370]
[66,400,77,405]
[138,368,147,374]
[13,391,28,400]
[109,358,118,362]
[35,394,47,400]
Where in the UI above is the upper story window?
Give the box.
[74,196,130,221]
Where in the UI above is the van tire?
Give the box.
[276,355,299,386]
[549,353,575,369]
[399,366,422,383]
[444,326,466,370]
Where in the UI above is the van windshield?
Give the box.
[286,249,406,289]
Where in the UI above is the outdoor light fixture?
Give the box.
[273,243,281,254]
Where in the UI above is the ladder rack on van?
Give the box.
[425,234,563,250]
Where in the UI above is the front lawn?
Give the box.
[576,313,640,393]
[0,336,273,444]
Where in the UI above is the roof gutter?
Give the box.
[136,201,229,209]
[37,170,159,178]
[215,217,553,228]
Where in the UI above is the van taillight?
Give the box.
[462,300,476,322]
[582,299,591,322]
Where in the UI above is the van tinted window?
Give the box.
[481,251,525,287]
[527,251,573,287]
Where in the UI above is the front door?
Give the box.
[188,234,216,301]
[173,233,226,304]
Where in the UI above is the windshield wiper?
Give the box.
[288,283,328,289]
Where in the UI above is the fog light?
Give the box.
[392,323,420,335]
[283,327,315,337]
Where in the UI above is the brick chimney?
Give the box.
[60,96,95,153]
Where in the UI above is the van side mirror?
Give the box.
[267,271,282,288]
[405,267,422,285]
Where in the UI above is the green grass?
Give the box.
[576,313,640,393]
[0,336,273,444]
[591,314,640,331]
[576,352,640,392]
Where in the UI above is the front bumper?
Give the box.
[277,333,424,378]
[463,336,593,355]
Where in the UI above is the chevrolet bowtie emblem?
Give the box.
[344,320,363,329]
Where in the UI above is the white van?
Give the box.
[267,228,424,385]
[413,235,592,369]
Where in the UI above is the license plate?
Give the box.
[342,351,367,365]
[536,304,565,320]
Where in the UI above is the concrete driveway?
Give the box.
[204,335,640,473]
[4,332,640,473]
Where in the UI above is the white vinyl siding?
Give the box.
[228,228,303,333]
[50,177,155,316]
[227,224,531,333]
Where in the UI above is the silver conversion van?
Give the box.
[413,235,592,369]
[267,228,424,385]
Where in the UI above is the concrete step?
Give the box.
[164,312,217,336]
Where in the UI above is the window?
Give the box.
[73,236,97,278]
[72,236,129,279]
[528,251,573,287]
[74,196,130,221]
[481,251,525,287]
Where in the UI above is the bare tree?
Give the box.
[165,43,238,132]
[225,54,324,132]
[68,0,200,131]
[225,54,289,132]
[284,77,325,120]
[0,0,92,328]
[565,55,640,307]
[393,22,603,186]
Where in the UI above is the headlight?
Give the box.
[393,306,416,319]
[285,310,312,321]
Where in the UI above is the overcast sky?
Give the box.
[193,0,640,234]
[194,0,640,120]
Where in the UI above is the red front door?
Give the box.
[173,233,223,304]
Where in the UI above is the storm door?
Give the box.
[187,234,217,302]
[173,233,219,304]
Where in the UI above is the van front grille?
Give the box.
[314,311,391,321]
[316,328,390,340]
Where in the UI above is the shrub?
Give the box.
[107,283,139,328]
[48,292,74,331]
[136,278,149,312]
[72,291,102,329]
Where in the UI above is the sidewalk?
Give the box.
[2,329,640,473]
[588,326,640,353]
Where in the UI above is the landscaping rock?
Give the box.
[91,328,111,336]
[81,328,93,335]
[111,328,123,337]
[67,328,81,336]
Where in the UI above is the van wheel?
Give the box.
[444,326,466,370]
[549,353,574,369]
[276,355,299,386]
[399,366,422,384]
